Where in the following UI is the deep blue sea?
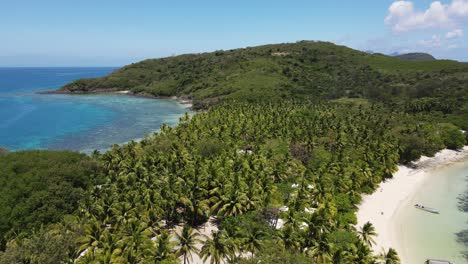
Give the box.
[0,67,189,153]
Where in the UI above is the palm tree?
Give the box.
[120,218,153,261]
[175,225,202,264]
[378,248,400,264]
[154,230,174,262]
[96,230,123,263]
[78,219,103,257]
[241,227,266,258]
[277,225,302,252]
[283,210,301,230]
[302,209,333,245]
[352,240,373,264]
[307,237,333,264]
[199,230,234,264]
[358,222,377,247]
[179,194,209,226]
[331,248,354,264]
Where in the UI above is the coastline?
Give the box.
[357,146,468,262]
[32,89,193,155]
[37,89,194,109]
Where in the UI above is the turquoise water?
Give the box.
[394,161,468,264]
[0,68,189,153]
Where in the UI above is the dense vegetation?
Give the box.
[59,41,468,128]
[1,100,466,263]
[0,151,101,250]
[1,41,466,263]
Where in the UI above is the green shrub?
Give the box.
[439,124,465,150]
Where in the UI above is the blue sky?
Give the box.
[0,0,467,66]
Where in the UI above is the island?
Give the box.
[1,41,467,264]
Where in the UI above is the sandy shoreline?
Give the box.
[357,146,468,261]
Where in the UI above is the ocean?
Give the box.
[0,67,190,153]
[394,160,468,263]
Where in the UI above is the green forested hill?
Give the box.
[60,41,468,101]
[60,41,468,128]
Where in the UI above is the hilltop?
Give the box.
[395,52,436,61]
[58,42,467,101]
[59,41,468,128]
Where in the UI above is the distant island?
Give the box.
[1,41,467,264]
[394,52,436,61]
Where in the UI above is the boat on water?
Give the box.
[425,259,454,264]
[415,204,440,214]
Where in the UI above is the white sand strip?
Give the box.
[357,146,468,261]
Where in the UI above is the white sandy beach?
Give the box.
[115,90,131,94]
[357,146,468,262]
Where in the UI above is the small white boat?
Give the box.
[425,259,453,264]
[415,204,440,214]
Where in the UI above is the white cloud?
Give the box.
[446,28,464,38]
[385,0,468,32]
[449,0,468,16]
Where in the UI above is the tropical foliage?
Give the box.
[0,151,101,250]
[2,99,464,263]
[2,41,468,263]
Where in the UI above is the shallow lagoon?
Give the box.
[394,161,468,264]
[0,68,189,153]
